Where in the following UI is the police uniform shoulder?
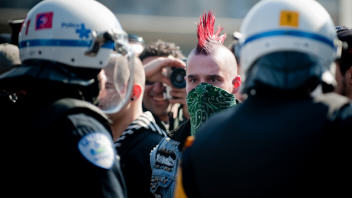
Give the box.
[49,99,117,170]
[54,98,109,121]
[32,98,111,131]
[66,113,109,132]
[50,98,113,140]
[76,124,116,169]
[54,98,110,128]
[64,113,116,170]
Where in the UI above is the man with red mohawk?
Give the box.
[184,10,241,137]
[146,11,241,198]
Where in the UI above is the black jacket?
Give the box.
[182,92,352,198]
[169,119,191,150]
[116,111,167,198]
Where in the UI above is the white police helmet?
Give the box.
[240,0,341,91]
[18,0,134,113]
[19,0,128,69]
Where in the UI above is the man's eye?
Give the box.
[209,78,219,83]
[188,78,197,83]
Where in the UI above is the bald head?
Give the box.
[186,44,239,94]
[102,55,145,89]
[188,44,238,75]
[132,57,145,89]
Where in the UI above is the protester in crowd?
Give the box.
[0,43,20,74]
[141,54,186,197]
[178,0,352,197]
[98,54,168,198]
[174,10,241,141]
[0,0,128,197]
[139,40,188,132]
[335,26,352,99]
[146,11,241,197]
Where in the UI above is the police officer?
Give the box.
[179,0,352,197]
[0,0,133,197]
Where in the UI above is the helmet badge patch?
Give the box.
[78,133,115,169]
[280,10,299,28]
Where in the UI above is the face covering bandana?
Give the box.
[186,82,237,136]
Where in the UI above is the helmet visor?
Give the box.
[97,51,134,114]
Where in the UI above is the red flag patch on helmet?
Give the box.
[35,12,53,30]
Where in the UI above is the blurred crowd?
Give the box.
[0,0,351,198]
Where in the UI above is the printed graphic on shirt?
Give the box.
[156,149,177,169]
[35,12,53,30]
[78,133,115,169]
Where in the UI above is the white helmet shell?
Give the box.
[19,0,127,69]
[240,0,340,89]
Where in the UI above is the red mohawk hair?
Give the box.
[197,10,226,54]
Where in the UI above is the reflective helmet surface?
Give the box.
[19,0,127,69]
[239,0,340,91]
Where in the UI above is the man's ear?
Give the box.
[131,84,143,100]
[232,75,241,94]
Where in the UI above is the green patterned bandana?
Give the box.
[186,83,237,136]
